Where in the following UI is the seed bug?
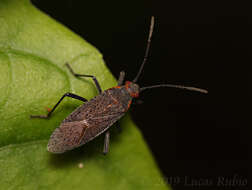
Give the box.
[30,16,208,154]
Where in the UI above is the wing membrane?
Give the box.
[79,112,125,145]
[47,121,88,153]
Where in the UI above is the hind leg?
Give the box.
[30,93,87,119]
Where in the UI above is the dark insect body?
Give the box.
[47,82,138,153]
[30,16,208,154]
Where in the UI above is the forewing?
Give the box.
[79,112,125,145]
[47,121,88,153]
[63,90,126,123]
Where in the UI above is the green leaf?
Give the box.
[0,0,170,189]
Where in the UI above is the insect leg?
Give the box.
[30,93,87,119]
[117,71,125,86]
[66,63,102,94]
[103,131,110,155]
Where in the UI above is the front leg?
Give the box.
[118,71,125,86]
[66,63,102,94]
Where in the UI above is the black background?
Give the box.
[31,1,249,189]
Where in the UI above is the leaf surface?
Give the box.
[0,0,170,189]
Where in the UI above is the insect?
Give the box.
[30,16,208,154]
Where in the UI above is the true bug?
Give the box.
[31,16,208,154]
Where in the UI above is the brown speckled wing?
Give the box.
[47,112,125,153]
[79,112,125,146]
[47,121,88,153]
[62,90,126,123]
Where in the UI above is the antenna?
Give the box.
[133,16,208,94]
[140,84,208,94]
[133,16,155,83]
